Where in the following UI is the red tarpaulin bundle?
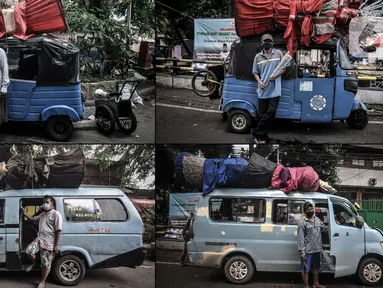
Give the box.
[0,0,66,41]
[234,0,363,55]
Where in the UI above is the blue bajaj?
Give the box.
[0,35,84,141]
[220,34,368,133]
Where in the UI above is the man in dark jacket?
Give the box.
[180,212,193,266]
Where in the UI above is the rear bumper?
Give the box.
[90,247,146,269]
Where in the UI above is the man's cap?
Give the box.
[261,34,274,43]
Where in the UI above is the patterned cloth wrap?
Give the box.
[26,238,55,269]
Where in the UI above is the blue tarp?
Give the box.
[203,158,248,195]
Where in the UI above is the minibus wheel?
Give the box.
[223,255,255,284]
[228,109,252,133]
[52,254,86,286]
[358,257,383,286]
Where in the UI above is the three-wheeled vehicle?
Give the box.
[220,34,368,133]
[0,35,84,141]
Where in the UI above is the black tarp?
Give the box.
[6,148,85,189]
[0,34,80,86]
[242,153,277,188]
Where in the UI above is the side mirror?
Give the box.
[356,216,364,228]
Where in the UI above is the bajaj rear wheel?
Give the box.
[346,109,369,130]
[46,116,74,142]
[117,110,138,134]
[95,105,116,136]
[52,254,86,286]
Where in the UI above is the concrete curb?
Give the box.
[156,239,183,250]
[73,120,95,130]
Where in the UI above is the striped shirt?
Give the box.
[297,216,328,254]
[252,48,283,99]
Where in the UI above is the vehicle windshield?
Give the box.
[339,45,354,70]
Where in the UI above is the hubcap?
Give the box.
[229,261,248,280]
[55,123,65,134]
[232,115,246,130]
[60,260,81,282]
[364,263,382,283]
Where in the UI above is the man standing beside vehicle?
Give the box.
[0,47,9,125]
[298,202,328,288]
[180,212,193,266]
[21,195,63,288]
[251,34,285,144]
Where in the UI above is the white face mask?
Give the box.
[42,203,51,211]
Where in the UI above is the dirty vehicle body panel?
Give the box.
[220,34,367,130]
[0,188,145,274]
[188,189,383,284]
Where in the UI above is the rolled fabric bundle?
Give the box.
[265,53,293,86]
[182,155,205,188]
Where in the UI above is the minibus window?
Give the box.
[64,198,128,222]
[272,199,307,225]
[333,202,357,227]
[209,197,265,223]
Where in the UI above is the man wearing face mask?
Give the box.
[251,34,285,144]
[297,202,328,288]
[21,195,63,288]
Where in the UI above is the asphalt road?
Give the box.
[0,99,155,144]
[156,262,363,288]
[0,261,154,288]
[156,88,383,144]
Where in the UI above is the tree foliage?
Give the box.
[0,144,155,188]
[156,0,232,40]
[62,0,154,79]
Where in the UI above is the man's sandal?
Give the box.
[24,263,35,272]
[37,284,45,288]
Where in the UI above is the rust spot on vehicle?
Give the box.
[88,228,111,233]
[196,207,208,217]
[260,223,275,232]
[281,225,286,232]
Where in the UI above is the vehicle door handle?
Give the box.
[333,233,339,237]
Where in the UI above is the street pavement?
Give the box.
[156,250,363,288]
[0,98,155,144]
[0,261,154,288]
[156,88,383,144]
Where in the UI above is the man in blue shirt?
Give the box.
[251,34,285,144]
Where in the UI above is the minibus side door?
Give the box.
[328,197,365,278]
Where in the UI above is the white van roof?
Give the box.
[207,188,332,200]
[0,188,125,198]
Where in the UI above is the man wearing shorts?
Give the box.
[21,195,63,288]
[297,202,328,288]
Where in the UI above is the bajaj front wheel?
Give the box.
[228,109,252,134]
[46,116,74,142]
[52,254,86,286]
[346,109,369,130]
[223,255,255,284]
